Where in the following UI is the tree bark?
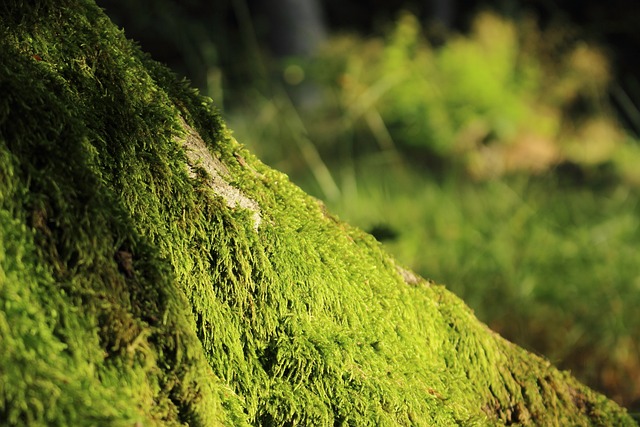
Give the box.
[0,1,635,425]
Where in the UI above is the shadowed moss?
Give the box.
[0,1,635,426]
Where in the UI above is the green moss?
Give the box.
[0,1,635,426]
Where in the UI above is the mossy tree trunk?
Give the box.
[0,1,635,426]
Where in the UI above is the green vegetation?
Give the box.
[236,11,640,182]
[324,165,640,410]
[228,10,640,414]
[0,1,637,425]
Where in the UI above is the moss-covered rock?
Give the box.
[0,1,635,425]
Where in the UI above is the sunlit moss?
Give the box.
[0,1,635,426]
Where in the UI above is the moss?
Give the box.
[0,1,635,426]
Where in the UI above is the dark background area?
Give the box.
[97,0,640,133]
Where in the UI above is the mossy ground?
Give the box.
[0,1,635,425]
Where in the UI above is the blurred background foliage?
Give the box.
[98,0,640,412]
